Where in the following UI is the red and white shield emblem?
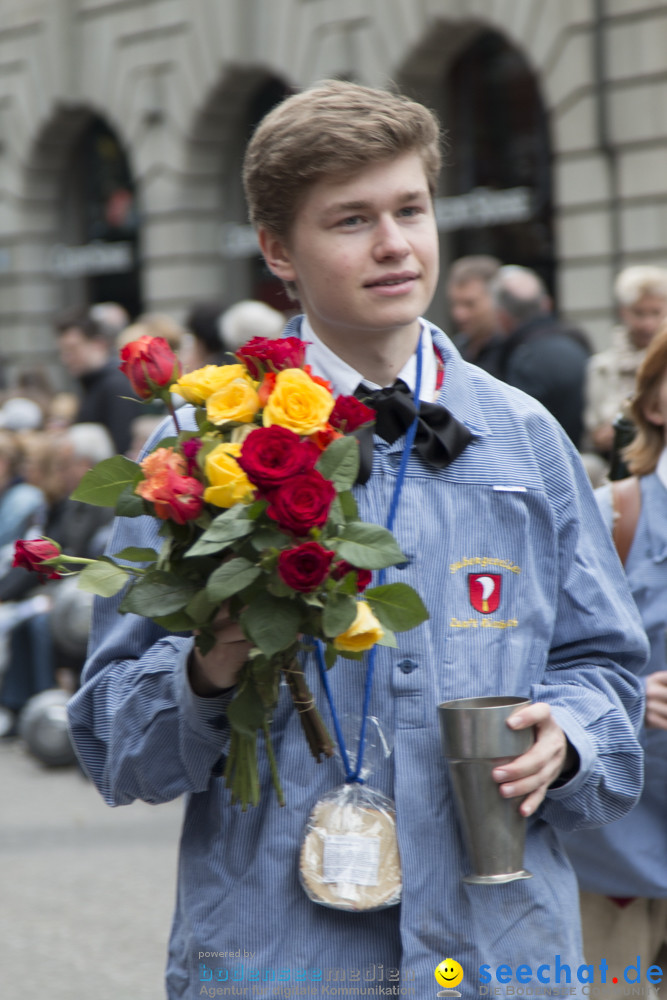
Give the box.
[468,573,502,614]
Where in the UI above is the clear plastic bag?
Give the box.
[299,718,401,911]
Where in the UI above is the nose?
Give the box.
[373,215,410,260]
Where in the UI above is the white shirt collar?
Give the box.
[656,446,667,491]
[300,316,437,402]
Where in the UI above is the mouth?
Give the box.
[364,272,419,292]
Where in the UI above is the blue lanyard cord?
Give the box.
[315,333,424,784]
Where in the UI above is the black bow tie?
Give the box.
[353,379,473,484]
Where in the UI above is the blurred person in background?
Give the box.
[181,300,229,370]
[89,300,130,343]
[180,299,285,371]
[0,428,45,550]
[116,312,187,356]
[493,264,591,448]
[0,422,115,733]
[218,298,285,353]
[54,304,143,453]
[445,254,504,376]
[126,413,167,462]
[564,323,667,990]
[584,265,667,461]
[44,391,79,432]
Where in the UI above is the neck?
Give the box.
[312,323,422,387]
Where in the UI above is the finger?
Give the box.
[518,788,548,818]
[506,701,551,731]
[211,621,246,641]
[646,703,667,728]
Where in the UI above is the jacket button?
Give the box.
[397,658,418,673]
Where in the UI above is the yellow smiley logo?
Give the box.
[435,959,464,989]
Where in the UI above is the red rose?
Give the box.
[332,560,373,593]
[265,470,336,535]
[236,336,306,379]
[120,335,182,400]
[13,539,63,580]
[329,395,376,433]
[237,426,319,493]
[137,467,205,525]
[277,542,335,592]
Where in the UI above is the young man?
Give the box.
[68,81,647,998]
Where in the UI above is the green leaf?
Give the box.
[246,499,268,520]
[267,578,294,599]
[322,592,358,638]
[186,515,254,557]
[333,523,407,569]
[119,571,199,616]
[364,583,429,631]
[206,558,262,603]
[316,436,360,492]
[327,496,345,530]
[186,589,219,625]
[250,527,287,552]
[227,680,268,737]
[112,547,159,564]
[151,610,195,632]
[240,593,301,658]
[116,486,148,518]
[338,490,358,521]
[71,455,143,507]
[249,656,282,710]
[76,560,130,598]
[377,626,398,647]
[338,648,365,661]
[324,642,339,669]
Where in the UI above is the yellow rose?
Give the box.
[333,601,384,653]
[206,377,260,426]
[204,442,254,508]
[172,364,252,405]
[263,368,334,435]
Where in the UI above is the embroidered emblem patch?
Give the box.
[468,573,502,614]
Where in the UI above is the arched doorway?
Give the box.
[244,77,293,312]
[58,116,142,316]
[444,29,554,293]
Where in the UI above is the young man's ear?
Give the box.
[258,228,297,284]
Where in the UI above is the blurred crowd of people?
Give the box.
[446,255,667,483]
[0,295,286,738]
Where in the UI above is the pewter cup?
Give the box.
[438,695,535,885]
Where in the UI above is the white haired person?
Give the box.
[219,299,286,353]
[584,265,667,459]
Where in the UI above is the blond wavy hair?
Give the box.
[624,321,667,475]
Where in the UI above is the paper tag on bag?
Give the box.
[322,834,380,886]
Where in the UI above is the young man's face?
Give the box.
[260,152,439,352]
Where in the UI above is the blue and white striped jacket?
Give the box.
[68,322,647,998]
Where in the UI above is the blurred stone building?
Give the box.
[0,0,665,374]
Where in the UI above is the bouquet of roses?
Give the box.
[14,333,429,808]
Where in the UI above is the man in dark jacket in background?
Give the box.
[493,265,591,448]
[54,304,142,454]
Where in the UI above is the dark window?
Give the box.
[446,30,554,294]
